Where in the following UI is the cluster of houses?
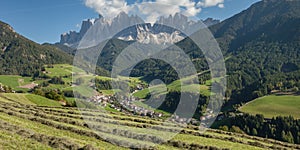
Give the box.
[86,82,165,118]
[87,84,164,118]
[88,94,114,107]
[117,95,163,118]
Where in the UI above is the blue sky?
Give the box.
[0,0,260,44]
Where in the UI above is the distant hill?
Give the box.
[0,21,73,76]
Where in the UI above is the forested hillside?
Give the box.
[209,0,300,106]
[0,21,73,76]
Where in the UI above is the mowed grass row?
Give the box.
[0,104,222,150]
[0,119,90,150]
[0,93,62,107]
[1,103,183,144]
[0,101,296,149]
[38,106,181,128]
[0,129,52,150]
[4,100,296,149]
[0,102,196,149]
[0,108,123,149]
[0,105,159,149]
[10,101,300,149]
[1,97,297,150]
[35,108,183,134]
[239,95,300,119]
[2,104,169,143]
[10,105,181,140]
[0,105,251,149]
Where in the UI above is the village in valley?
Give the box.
[86,83,218,126]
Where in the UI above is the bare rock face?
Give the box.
[60,12,220,47]
[60,13,144,48]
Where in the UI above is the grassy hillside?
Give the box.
[239,95,300,119]
[0,96,298,150]
[0,93,62,107]
[44,64,74,77]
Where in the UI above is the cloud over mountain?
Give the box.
[84,0,224,23]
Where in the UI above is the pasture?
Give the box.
[0,75,34,92]
[239,95,300,118]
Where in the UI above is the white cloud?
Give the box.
[135,2,180,23]
[84,0,223,22]
[198,0,224,7]
[84,0,129,19]
[218,3,224,8]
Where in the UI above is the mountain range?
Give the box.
[60,12,220,47]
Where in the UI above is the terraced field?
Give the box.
[0,95,299,150]
[0,93,62,107]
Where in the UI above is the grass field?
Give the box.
[44,64,76,77]
[133,79,211,99]
[0,75,34,92]
[0,93,62,107]
[239,95,300,119]
[0,93,298,150]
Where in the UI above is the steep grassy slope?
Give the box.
[0,94,298,149]
[0,93,62,107]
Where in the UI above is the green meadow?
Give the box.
[239,95,300,119]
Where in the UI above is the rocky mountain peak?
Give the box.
[60,12,220,47]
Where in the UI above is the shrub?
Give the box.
[230,126,244,134]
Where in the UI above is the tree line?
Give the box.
[219,113,300,144]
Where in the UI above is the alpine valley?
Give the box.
[0,0,299,149]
